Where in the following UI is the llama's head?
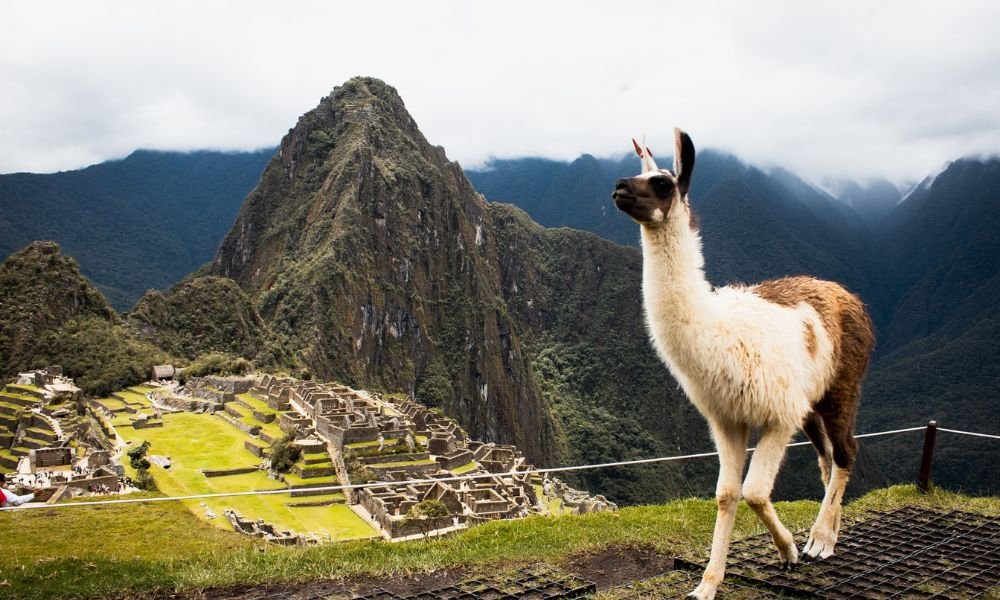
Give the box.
[612,128,696,228]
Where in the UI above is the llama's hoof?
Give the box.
[777,539,799,570]
[687,582,716,600]
[802,531,837,561]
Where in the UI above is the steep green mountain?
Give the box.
[205,78,741,502]
[0,241,169,396]
[862,159,1000,494]
[212,78,564,466]
[0,149,273,310]
[129,275,269,361]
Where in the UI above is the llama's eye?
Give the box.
[650,177,673,196]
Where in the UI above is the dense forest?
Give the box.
[0,149,273,310]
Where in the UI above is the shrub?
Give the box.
[346,459,373,484]
[128,441,151,470]
[410,499,448,519]
[134,467,156,491]
[268,433,302,473]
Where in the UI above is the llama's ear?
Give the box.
[633,136,659,172]
[674,128,696,197]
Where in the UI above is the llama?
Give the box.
[611,129,875,600]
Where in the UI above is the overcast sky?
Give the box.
[3,1,999,183]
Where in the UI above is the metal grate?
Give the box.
[350,569,596,600]
[677,506,1000,599]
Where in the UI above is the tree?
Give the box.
[268,433,302,473]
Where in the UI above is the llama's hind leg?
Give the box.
[802,411,833,488]
[743,426,798,569]
[803,410,856,560]
[689,421,749,600]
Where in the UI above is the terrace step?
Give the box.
[3,385,45,400]
[25,427,58,443]
[0,450,19,470]
[0,393,39,408]
[224,403,249,419]
[293,464,335,479]
[20,436,52,450]
[258,429,281,444]
[0,402,20,417]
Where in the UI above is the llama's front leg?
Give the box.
[743,426,798,569]
[689,422,749,600]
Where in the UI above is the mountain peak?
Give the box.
[0,240,119,375]
[211,78,556,463]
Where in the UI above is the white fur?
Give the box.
[640,209,836,431]
[637,193,838,600]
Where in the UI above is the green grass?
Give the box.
[235,393,276,414]
[0,391,41,402]
[0,485,994,599]
[282,472,340,487]
[6,383,42,394]
[450,461,479,475]
[367,459,436,468]
[0,400,23,413]
[115,412,375,543]
[94,397,126,411]
[345,439,392,449]
[129,386,160,394]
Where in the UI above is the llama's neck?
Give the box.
[640,218,716,344]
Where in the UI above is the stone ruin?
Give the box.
[242,375,613,540]
[224,509,314,546]
[151,375,257,413]
[542,477,618,514]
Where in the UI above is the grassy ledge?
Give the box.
[0,485,996,599]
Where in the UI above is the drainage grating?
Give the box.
[350,569,596,600]
[677,506,1000,599]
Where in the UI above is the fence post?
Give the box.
[916,420,938,493]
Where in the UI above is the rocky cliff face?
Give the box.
[213,78,559,463]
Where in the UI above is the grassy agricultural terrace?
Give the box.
[0,486,995,599]
[92,387,375,541]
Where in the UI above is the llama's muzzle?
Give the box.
[612,179,635,206]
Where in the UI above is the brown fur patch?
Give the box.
[752,276,875,470]
[804,320,817,357]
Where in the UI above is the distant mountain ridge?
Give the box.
[0,148,274,310]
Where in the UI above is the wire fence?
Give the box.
[0,423,995,512]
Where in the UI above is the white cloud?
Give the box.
[1,1,998,182]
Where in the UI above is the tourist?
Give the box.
[0,473,36,507]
